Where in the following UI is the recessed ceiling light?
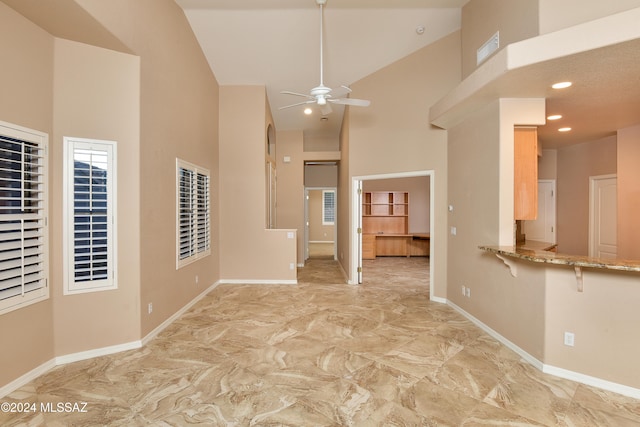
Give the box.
[320,117,328,122]
[547,114,562,120]
[558,127,572,132]
[416,26,425,35]
[304,108,312,115]
[552,81,572,89]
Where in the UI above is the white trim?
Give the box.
[218,279,297,285]
[141,280,220,346]
[55,341,141,366]
[176,158,211,269]
[447,300,544,369]
[63,137,118,295]
[0,280,220,399]
[430,295,447,304]
[0,359,56,399]
[0,121,49,315]
[448,299,640,399]
[351,170,435,300]
[542,364,640,400]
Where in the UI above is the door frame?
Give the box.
[351,170,435,301]
[304,186,337,261]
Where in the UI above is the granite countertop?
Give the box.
[479,245,640,272]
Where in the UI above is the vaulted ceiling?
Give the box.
[176,0,468,137]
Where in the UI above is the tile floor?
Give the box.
[2,257,639,426]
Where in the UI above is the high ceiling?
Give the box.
[176,0,467,137]
[177,0,640,148]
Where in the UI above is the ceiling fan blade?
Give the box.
[329,98,371,107]
[281,90,314,99]
[279,100,315,110]
[320,103,333,115]
[330,85,352,98]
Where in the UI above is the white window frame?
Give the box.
[0,121,49,315]
[63,137,117,295]
[322,189,336,225]
[176,159,210,269]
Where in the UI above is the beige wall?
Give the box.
[461,0,538,78]
[617,124,640,259]
[544,266,640,389]
[363,177,431,234]
[538,148,557,180]
[0,2,55,387]
[305,163,337,188]
[556,136,616,255]
[275,130,306,264]
[538,0,640,34]
[0,0,221,388]
[343,32,460,295]
[75,0,221,337]
[52,39,141,354]
[448,99,548,359]
[219,86,296,281]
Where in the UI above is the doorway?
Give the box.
[523,180,556,243]
[304,187,337,261]
[351,170,435,300]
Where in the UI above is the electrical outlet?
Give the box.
[195,275,199,284]
[289,263,295,270]
[465,287,471,298]
[148,303,153,314]
[564,332,575,347]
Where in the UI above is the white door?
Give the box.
[589,174,617,258]
[524,180,556,243]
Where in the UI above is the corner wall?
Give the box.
[51,38,141,355]
[344,31,460,297]
[219,86,296,282]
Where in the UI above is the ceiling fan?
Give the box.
[279,0,370,115]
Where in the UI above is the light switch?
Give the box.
[450,226,457,236]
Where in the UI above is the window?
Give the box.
[63,137,117,294]
[176,159,210,268]
[322,190,335,225]
[0,121,48,315]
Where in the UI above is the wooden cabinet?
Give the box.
[362,191,408,235]
[362,191,410,257]
[514,127,538,220]
[362,234,376,260]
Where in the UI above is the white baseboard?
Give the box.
[0,359,56,399]
[447,300,544,370]
[142,281,220,346]
[0,281,221,399]
[218,279,297,285]
[55,341,142,366]
[448,299,640,399]
[543,364,640,399]
[430,295,447,304]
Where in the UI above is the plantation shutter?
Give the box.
[178,166,195,260]
[64,138,116,294]
[176,159,210,268]
[0,134,46,302]
[323,190,335,225]
[196,171,210,253]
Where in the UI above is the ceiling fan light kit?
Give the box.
[279,0,370,115]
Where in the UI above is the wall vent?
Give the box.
[477,31,500,65]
